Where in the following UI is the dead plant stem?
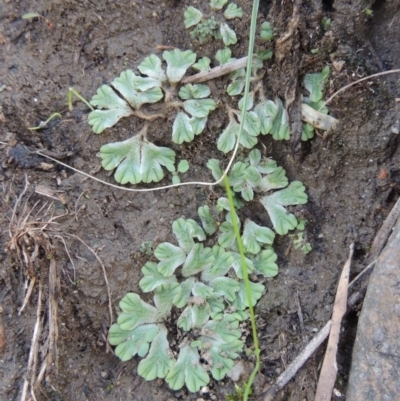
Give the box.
[182,57,248,84]
[314,243,354,401]
[20,282,42,401]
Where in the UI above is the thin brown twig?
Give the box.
[348,258,376,288]
[262,253,377,401]
[45,257,59,383]
[9,174,30,243]
[19,277,36,315]
[35,359,47,390]
[182,57,248,84]
[20,282,42,401]
[314,243,354,401]
[263,322,332,401]
[261,188,400,399]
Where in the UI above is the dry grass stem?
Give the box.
[20,283,42,401]
[262,243,381,400]
[314,243,354,401]
[182,57,248,84]
[263,321,332,401]
[45,257,59,382]
[19,277,36,315]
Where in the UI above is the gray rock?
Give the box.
[347,216,400,400]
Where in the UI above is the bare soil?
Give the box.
[0,0,399,400]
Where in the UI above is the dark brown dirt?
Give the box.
[0,0,399,400]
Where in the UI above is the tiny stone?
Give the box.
[332,60,345,72]
[100,370,110,379]
[200,386,210,394]
[391,125,399,135]
[333,388,342,397]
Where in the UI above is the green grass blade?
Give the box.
[223,176,260,401]
[68,87,94,111]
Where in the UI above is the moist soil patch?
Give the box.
[0,1,399,400]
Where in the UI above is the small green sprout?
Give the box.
[321,17,331,31]
[28,112,62,131]
[289,218,312,254]
[190,16,221,44]
[67,87,94,112]
[363,8,373,18]
[172,160,190,184]
[227,383,252,401]
[260,21,274,41]
[22,12,42,19]
[301,66,336,140]
[22,12,53,29]
[292,233,312,254]
[140,241,154,256]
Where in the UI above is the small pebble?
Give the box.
[391,125,399,135]
[200,386,210,394]
[100,370,110,379]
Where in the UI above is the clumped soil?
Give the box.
[0,0,399,400]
